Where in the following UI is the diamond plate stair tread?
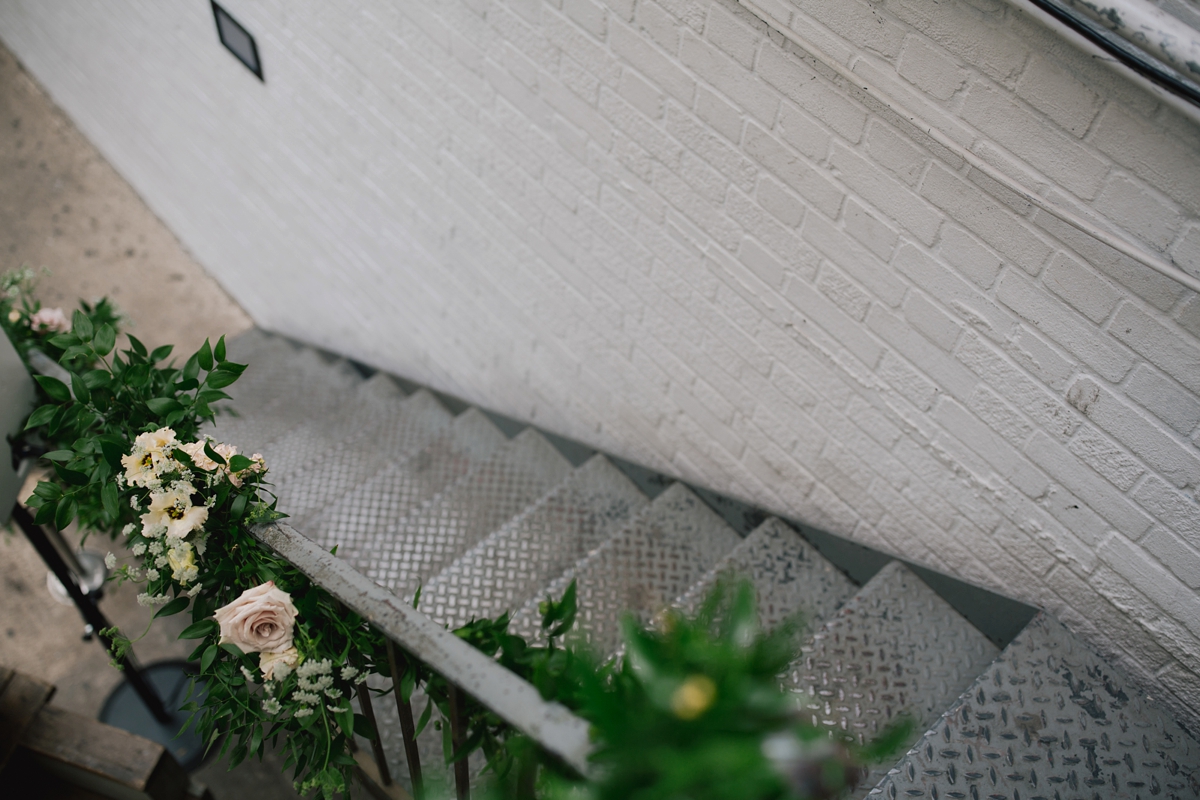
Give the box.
[206,348,363,452]
[257,372,406,481]
[868,612,1200,800]
[508,482,743,654]
[786,561,999,797]
[304,407,508,573]
[419,454,649,629]
[271,388,453,527]
[673,517,856,633]
[364,428,574,597]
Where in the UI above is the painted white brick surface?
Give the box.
[3,0,1199,726]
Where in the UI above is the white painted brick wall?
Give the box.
[3,0,1200,727]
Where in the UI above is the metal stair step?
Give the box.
[868,612,1200,800]
[304,407,509,575]
[673,517,856,633]
[365,428,574,597]
[785,561,999,797]
[271,388,453,527]
[509,483,742,654]
[420,454,649,629]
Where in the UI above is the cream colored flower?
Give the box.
[141,482,208,539]
[214,581,298,655]
[260,647,299,681]
[7,309,20,324]
[30,306,70,333]
[167,541,199,584]
[122,428,180,488]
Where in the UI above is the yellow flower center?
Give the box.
[166,504,186,520]
[670,675,717,720]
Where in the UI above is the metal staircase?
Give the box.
[215,329,1200,799]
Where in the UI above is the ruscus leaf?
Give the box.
[155,596,190,618]
[34,375,71,402]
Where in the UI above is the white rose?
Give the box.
[214,581,298,655]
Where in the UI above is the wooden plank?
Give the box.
[0,669,55,770]
[20,706,188,800]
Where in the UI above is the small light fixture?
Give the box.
[211,2,263,81]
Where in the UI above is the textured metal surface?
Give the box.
[868,612,1200,799]
[252,521,593,775]
[272,389,453,527]
[509,483,742,654]
[364,429,573,597]
[420,454,649,629]
[786,561,999,796]
[674,517,856,632]
[304,408,508,570]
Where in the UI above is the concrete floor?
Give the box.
[0,38,311,799]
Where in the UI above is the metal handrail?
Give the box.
[250,521,594,776]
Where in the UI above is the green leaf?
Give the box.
[174,377,199,391]
[53,463,89,486]
[72,309,94,340]
[31,481,62,501]
[126,334,148,358]
[200,644,218,673]
[54,496,78,530]
[98,435,126,468]
[352,713,375,739]
[34,375,71,402]
[146,397,183,416]
[93,323,116,356]
[34,503,55,526]
[155,596,190,618]
[182,353,201,382]
[49,333,80,349]
[69,371,90,404]
[82,369,111,390]
[228,454,253,472]
[42,450,74,463]
[150,344,175,364]
[204,370,239,389]
[24,404,58,430]
[197,339,213,371]
[337,707,355,738]
[214,335,226,363]
[179,619,218,640]
[219,643,245,658]
[216,361,248,376]
[196,389,231,403]
[230,492,249,521]
[101,481,119,518]
[414,698,434,738]
[202,441,227,467]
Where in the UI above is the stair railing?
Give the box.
[251,521,593,798]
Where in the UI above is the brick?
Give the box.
[1110,301,1200,394]
[1171,225,1200,279]
[1067,376,1200,489]
[563,0,607,38]
[1066,424,1144,492]
[1041,251,1122,324]
[756,44,867,143]
[725,188,821,278]
[1091,102,1200,210]
[802,212,907,306]
[957,333,1080,440]
[968,384,1033,447]
[961,81,1109,199]
[678,149,728,203]
[664,105,757,191]
[544,9,621,85]
[737,236,786,289]
[867,305,979,402]
[879,350,939,411]
[842,197,897,260]
[921,162,1054,274]
[542,73,613,148]
[693,84,742,142]
[1142,527,1200,590]
[635,0,683,52]
[783,274,884,368]
[680,30,778,125]
[817,263,871,321]
[777,101,833,161]
[996,270,1134,382]
[599,87,681,167]
[938,223,1003,288]
[1094,173,1182,252]
[897,35,968,100]
[797,0,906,58]
[755,174,804,227]
[1134,476,1200,549]
[1175,295,1200,341]
[830,143,940,245]
[893,243,1014,341]
[1098,536,1200,640]
[608,19,695,103]
[703,2,760,69]
[886,0,1030,83]
[1014,54,1102,136]
[1125,365,1200,436]
[618,68,664,118]
[904,290,961,351]
[864,119,925,187]
[743,123,843,217]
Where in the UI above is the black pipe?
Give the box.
[10,503,173,724]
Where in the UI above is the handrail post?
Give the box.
[447,684,471,800]
[387,640,424,800]
[355,682,392,787]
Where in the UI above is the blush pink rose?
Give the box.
[30,307,70,333]
[214,581,298,655]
